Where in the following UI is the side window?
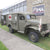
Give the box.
[19,14,25,20]
[2,16,4,19]
[15,16,17,21]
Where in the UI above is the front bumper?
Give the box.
[41,30,50,37]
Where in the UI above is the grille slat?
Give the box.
[42,24,48,31]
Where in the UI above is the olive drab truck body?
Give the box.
[2,12,50,42]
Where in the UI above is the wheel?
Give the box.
[29,31,39,43]
[9,26,15,33]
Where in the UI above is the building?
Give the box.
[2,0,50,29]
[27,0,50,29]
[2,1,27,15]
[27,0,50,24]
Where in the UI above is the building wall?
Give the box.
[44,0,50,29]
[27,0,50,29]
[27,0,33,13]
[27,0,49,23]
[27,0,45,21]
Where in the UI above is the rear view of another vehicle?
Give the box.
[1,15,6,25]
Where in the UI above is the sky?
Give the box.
[0,0,25,9]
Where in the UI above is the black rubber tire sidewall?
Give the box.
[29,31,39,43]
[9,27,14,33]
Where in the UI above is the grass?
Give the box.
[0,24,50,50]
[0,41,8,50]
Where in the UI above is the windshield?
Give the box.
[26,15,36,20]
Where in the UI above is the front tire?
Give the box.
[29,31,39,43]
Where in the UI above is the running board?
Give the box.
[18,31,24,33]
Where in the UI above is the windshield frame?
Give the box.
[26,14,36,20]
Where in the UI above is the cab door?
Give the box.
[18,14,26,31]
[11,14,18,30]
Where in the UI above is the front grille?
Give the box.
[41,24,48,31]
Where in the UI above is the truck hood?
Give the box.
[27,19,39,23]
[26,19,39,26]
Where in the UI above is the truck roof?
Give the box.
[2,12,35,16]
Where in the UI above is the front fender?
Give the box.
[29,26,39,31]
[24,23,39,31]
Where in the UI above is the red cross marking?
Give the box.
[9,16,11,19]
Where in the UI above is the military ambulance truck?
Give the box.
[2,12,50,42]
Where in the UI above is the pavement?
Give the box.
[0,28,44,50]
